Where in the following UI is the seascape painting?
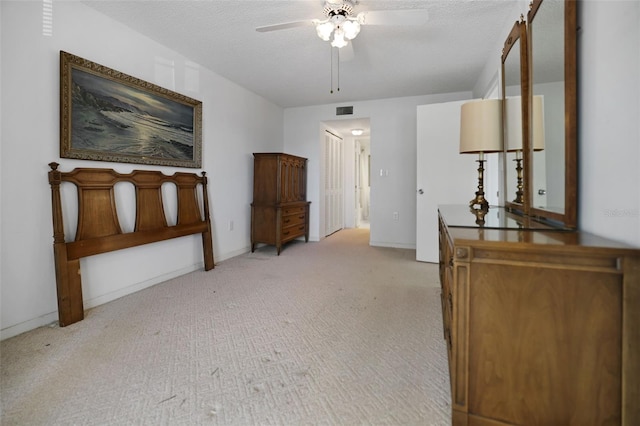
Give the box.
[60,51,202,168]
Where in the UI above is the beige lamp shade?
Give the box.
[459,99,503,154]
[532,95,545,151]
[505,95,545,151]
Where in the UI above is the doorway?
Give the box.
[354,138,371,229]
[321,118,371,236]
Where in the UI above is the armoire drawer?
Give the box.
[282,205,306,216]
[282,211,306,228]
[282,224,306,242]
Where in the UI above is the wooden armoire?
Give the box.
[251,153,310,255]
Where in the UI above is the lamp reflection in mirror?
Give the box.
[505,95,545,203]
[460,99,503,211]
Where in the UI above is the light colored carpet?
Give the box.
[1,228,451,425]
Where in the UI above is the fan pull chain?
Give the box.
[330,44,334,94]
[337,48,340,92]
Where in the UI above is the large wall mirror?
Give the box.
[527,0,578,228]
[502,18,530,214]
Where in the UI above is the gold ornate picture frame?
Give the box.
[60,51,202,168]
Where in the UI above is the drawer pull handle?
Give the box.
[448,258,453,267]
[284,219,290,223]
[283,231,290,235]
[298,226,304,230]
[299,215,305,219]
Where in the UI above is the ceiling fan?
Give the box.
[256,0,429,49]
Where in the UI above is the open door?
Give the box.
[416,100,479,262]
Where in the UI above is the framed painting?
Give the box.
[60,51,202,168]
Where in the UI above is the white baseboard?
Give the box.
[216,246,251,262]
[370,241,416,250]
[0,312,60,341]
[1,263,202,341]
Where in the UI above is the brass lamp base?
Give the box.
[513,157,524,204]
[470,194,489,211]
[470,158,489,211]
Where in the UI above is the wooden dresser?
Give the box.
[251,153,310,255]
[438,205,639,425]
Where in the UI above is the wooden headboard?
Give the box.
[48,162,215,326]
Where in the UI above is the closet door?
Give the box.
[324,131,343,236]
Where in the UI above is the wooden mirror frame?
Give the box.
[527,0,578,228]
[501,18,530,216]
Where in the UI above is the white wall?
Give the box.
[283,92,471,249]
[0,1,283,339]
[474,1,640,247]
[578,1,640,245]
[0,3,4,340]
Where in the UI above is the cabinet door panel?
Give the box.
[467,262,622,425]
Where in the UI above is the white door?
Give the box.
[354,140,362,228]
[416,100,480,262]
[533,150,548,207]
[324,131,343,236]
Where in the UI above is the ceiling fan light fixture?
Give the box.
[316,20,334,41]
[313,0,360,48]
[331,28,348,48]
[351,129,364,136]
[342,19,360,39]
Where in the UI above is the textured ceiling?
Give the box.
[82,0,522,110]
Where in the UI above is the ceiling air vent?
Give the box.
[336,106,353,116]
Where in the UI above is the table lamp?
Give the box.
[460,99,503,211]
[505,95,545,203]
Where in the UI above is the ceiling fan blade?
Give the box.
[256,20,316,32]
[358,9,429,26]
